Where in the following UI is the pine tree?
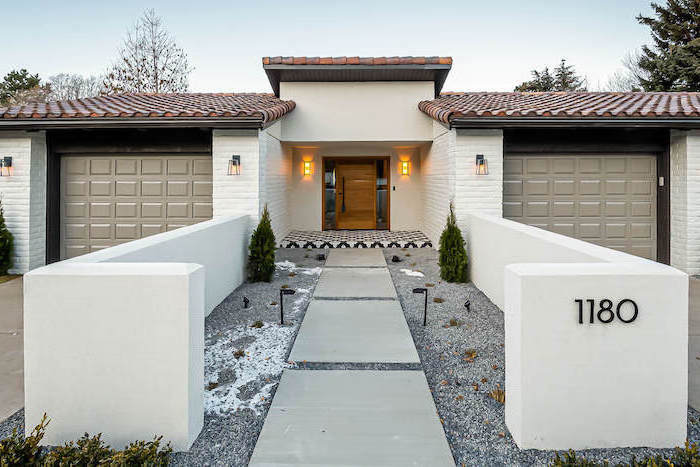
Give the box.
[248,205,276,282]
[439,202,468,283]
[0,198,13,275]
[636,0,700,91]
[514,59,587,91]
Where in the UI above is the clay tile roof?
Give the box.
[263,56,453,66]
[0,93,296,124]
[418,92,700,123]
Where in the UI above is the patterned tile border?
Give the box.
[280,230,433,249]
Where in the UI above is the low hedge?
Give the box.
[551,441,700,466]
[0,414,172,466]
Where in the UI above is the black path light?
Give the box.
[280,288,296,324]
[243,297,250,309]
[413,287,428,326]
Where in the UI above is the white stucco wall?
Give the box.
[279,81,435,142]
[671,129,700,275]
[0,131,46,274]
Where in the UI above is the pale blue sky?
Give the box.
[0,0,655,93]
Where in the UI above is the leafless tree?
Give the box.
[3,86,50,107]
[48,73,103,100]
[102,9,192,93]
[602,51,650,92]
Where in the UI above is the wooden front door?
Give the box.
[335,162,376,229]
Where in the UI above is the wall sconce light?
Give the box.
[227,155,241,175]
[475,154,488,175]
[0,157,12,177]
[303,161,312,176]
[400,160,410,176]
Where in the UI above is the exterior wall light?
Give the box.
[475,154,488,175]
[227,155,241,175]
[400,160,410,176]
[303,160,312,176]
[0,157,13,177]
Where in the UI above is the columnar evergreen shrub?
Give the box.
[438,202,468,283]
[248,205,276,282]
[0,198,13,275]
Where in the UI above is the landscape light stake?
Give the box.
[243,297,250,309]
[413,287,428,326]
[280,288,296,324]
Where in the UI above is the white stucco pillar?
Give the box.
[0,131,46,273]
[670,129,700,275]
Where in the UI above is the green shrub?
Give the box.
[551,440,700,466]
[0,198,13,276]
[0,413,48,466]
[0,414,172,466]
[248,205,276,282]
[438,202,468,283]
[44,433,114,465]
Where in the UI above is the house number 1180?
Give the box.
[574,299,638,324]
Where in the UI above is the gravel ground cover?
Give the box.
[0,248,325,467]
[384,247,700,466]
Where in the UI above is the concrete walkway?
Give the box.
[0,277,23,421]
[250,249,454,466]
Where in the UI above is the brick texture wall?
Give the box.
[671,129,700,275]
[0,131,47,274]
[420,123,455,246]
[258,123,292,241]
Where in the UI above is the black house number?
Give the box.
[575,299,638,324]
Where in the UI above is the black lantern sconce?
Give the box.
[475,154,488,175]
[227,155,241,176]
[0,157,13,177]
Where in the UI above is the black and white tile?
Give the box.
[280,230,433,249]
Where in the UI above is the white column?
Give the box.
[670,129,700,275]
[0,131,46,273]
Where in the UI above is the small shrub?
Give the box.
[233,349,245,359]
[551,440,700,466]
[44,433,113,466]
[488,384,505,404]
[0,198,13,276]
[0,413,48,466]
[248,205,276,282]
[439,201,468,283]
[110,437,171,466]
[251,320,264,328]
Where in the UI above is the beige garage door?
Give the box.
[61,154,213,260]
[503,154,657,260]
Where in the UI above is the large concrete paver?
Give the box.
[0,277,23,421]
[314,268,397,299]
[249,370,454,466]
[289,300,419,363]
[325,248,387,268]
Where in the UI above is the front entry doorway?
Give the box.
[323,158,389,230]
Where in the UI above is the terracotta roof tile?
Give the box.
[419,92,700,123]
[0,93,296,123]
[263,56,452,66]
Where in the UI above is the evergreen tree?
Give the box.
[515,59,587,91]
[0,198,13,275]
[248,205,276,282]
[439,202,468,283]
[636,0,700,91]
[0,69,43,106]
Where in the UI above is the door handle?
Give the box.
[341,176,346,213]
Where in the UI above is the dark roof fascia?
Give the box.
[0,117,265,130]
[264,64,452,97]
[449,117,700,129]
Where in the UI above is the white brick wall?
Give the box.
[671,129,700,275]
[259,123,292,241]
[0,131,46,274]
[212,129,260,224]
[420,123,455,246]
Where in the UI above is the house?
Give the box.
[1,56,699,274]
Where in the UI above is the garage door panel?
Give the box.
[61,154,213,260]
[504,154,657,261]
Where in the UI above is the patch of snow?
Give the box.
[300,267,322,276]
[400,268,425,277]
[275,260,296,271]
[275,261,322,276]
[205,323,295,415]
